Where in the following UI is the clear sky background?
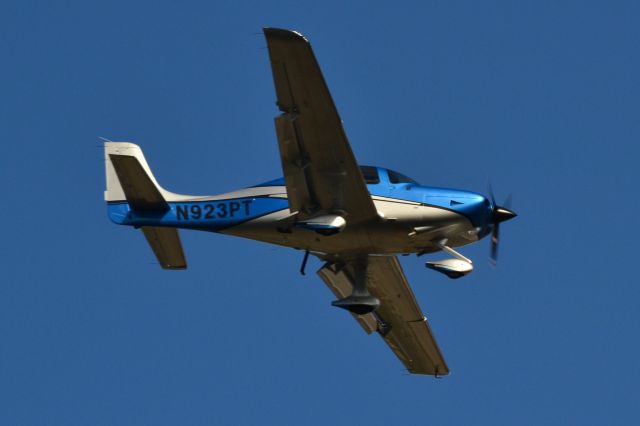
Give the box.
[1,1,638,425]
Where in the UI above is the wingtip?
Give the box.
[263,27,309,43]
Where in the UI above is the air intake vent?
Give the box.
[450,200,463,206]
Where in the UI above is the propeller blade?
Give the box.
[487,184,516,265]
[503,193,513,209]
[490,224,500,265]
[487,182,496,206]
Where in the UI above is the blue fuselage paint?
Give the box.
[108,196,290,230]
[107,166,494,239]
[253,168,492,228]
[388,184,491,230]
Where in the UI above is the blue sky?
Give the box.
[1,1,639,424]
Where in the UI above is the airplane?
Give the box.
[103,28,516,377]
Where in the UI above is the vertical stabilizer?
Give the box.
[104,142,168,203]
[103,141,187,269]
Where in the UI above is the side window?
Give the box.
[388,170,417,184]
[359,166,380,184]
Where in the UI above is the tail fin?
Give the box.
[104,142,187,269]
[105,142,171,206]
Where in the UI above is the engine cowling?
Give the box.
[426,258,473,279]
[295,214,347,236]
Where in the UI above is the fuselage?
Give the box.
[107,166,493,256]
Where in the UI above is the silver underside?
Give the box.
[222,196,478,256]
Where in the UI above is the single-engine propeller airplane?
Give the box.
[104,28,516,376]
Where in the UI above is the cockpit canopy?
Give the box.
[359,166,381,184]
[258,166,419,187]
[359,166,418,185]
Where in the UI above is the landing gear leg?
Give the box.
[299,250,310,276]
[331,257,380,315]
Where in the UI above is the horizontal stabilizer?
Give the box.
[109,154,169,212]
[141,226,187,269]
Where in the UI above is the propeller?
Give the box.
[487,183,517,265]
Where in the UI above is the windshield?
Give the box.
[387,169,418,184]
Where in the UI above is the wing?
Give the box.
[264,28,378,224]
[317,256,449,376]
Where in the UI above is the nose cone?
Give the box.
[421,187,495,228]
[493,206,517,224]
[447,191,490,228]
